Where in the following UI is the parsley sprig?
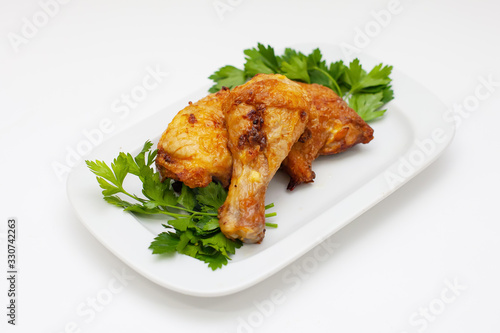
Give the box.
[86,141,276,270]
[208,43,394,122]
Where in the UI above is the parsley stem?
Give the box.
[161,204,218,217]
[156,210,198,218]
[265,203,274,210]
[121,188,218,217]
[310,66,342,96]
[119,188,147,204]
[179,209,217,216]
[265,212,277,218]
[265,222,278,228]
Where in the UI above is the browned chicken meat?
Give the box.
[218,74,310,243]
[156,80,373,193]
[155,76,374,243]
[155,88,232,188]
[281,83,374,190]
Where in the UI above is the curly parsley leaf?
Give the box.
[208,44,394,121]
[381,85,395,104]
[208,65,246,93]
[177,185,196,211]
[139,165,177,207]
[349,92,387,122]
[195,182,228,211]
[150,232,179,255]
[343,59,393,94]
[198,252,231,270]
[193,215,220,233]
[87,140,275,270]
[87,159,123,189]
[281,54,310,83]
[244,43,281,76]
[103,195,133,209]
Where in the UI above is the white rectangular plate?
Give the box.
[67,44,455,297]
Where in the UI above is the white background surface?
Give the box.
[1,0,499,332]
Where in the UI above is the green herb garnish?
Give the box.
[208,43,394,121]
[86,141,276,270]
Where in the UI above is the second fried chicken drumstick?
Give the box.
[281,83,374,190]
[155,75,374,243]
[156,79,373,192]
[218,74,310,243]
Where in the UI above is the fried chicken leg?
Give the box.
[156,78,373,198]
[155,88,232,188]
[281,83,374,190]
[218,74,310,243]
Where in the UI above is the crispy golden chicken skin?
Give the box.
[282,83,374,190]
[155,88,232,188]
[156,78,373,198]
[218,74,310,243]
